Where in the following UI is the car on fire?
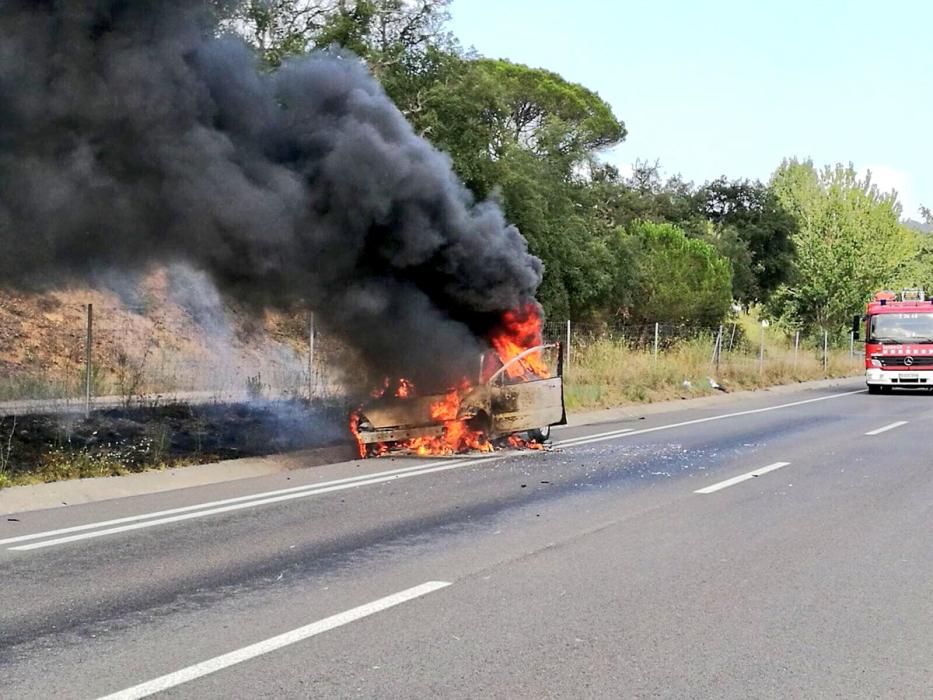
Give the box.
[352,343,566,456]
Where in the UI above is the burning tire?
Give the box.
[527,426,551,443]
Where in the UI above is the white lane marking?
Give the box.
[557,390,863,450]
[10,462,486,551]
[694,462,791,494]
[554,427,634,447]
[95,581,451,700]
[865,421,908,436]
[0,459,466,546]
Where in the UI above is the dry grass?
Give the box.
[565,334,862,410]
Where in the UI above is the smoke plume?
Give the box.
[0,1,542,390]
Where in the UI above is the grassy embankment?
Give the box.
[565,316,863,410]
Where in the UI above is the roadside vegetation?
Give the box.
[0,401,347,490]
[565,324,861,410]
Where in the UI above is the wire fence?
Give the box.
[544,319,862,375]
[0,304,862,417]
[0,302,345,415]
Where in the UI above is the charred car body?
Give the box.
[353,344,566,456]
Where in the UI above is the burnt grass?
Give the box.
[0,400,351,484]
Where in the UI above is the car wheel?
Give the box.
[528,425,551,443]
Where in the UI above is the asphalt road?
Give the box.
[1,378,931,698]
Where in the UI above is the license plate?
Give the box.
[901,373,919,379]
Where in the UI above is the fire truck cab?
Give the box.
[854,289,933,393]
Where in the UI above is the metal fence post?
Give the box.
[565,320,571,369]
[654,322,659,361]
[307,311,315,400]
[823,330,829,375]
[793,330,800,370]
[758,322,765,375]
[849,330,854,358]
[711,325,723,373]
[84,303,93,419]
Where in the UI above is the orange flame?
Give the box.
[489,303,549,380]
[370,377,390,399]
[349,410,367,458]
[353,304,551,458]
[405,383,494,456]
[507,434,545,450]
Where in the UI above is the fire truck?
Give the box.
[854,289,933,393]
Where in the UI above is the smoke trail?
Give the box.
[0,1,542,390]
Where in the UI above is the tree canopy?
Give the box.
[221,1,919,337]
[614,222,733,326]
[768,160,917,333]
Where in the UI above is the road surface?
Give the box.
[1,378,930,698]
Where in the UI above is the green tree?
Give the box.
[316,0,453,77]
[768,160,917,335]
[921,205,933,226]
[219,1,339,66]
[402,57,625,195]
[611,221,733,326]
[223,0,451,68]
[392,58,626,320]
[702,221,757,307]
[693,177,797,306]
[466,59,625,164]
[496,149,615,321]
[892,230,933,291]
[588,160,698,229]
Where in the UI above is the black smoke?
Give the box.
[0,1,542,390]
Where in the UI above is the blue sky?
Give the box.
[449,0,931,219]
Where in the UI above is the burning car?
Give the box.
[351,342,566,457]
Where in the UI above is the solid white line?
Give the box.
[0,459,465,546]
[554,427,634,447]
[865,421,908,436]
[10,462,484,551]
[694,462,791,494]
[95,581,451,700]
[558,390,864,450]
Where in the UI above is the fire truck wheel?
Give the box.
[868,385,882,394]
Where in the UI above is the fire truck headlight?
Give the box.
[870,358,882,368]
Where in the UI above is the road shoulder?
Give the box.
[0,376,862,514]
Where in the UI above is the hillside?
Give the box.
[0,266,345,407]
[904,218,933,234]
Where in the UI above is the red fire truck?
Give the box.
[854,289,933,393]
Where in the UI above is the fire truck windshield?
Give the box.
[870,313,933,343]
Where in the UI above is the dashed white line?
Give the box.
[95,580,451,700]
[694,462,791,494]
[865,421,908,436]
